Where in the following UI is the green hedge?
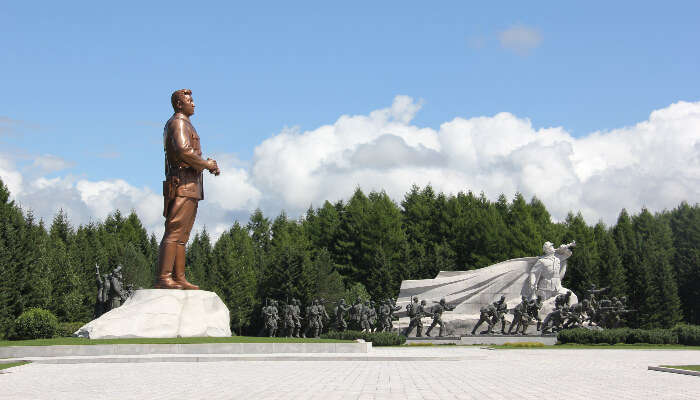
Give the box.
[556,326,700,345]
[56,322,86,337]
[321,330,407,346]
[11,308,59,340]
[672,324,700,346]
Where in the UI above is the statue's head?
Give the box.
[565,290,572,297]
[499,295,506,302]
[420,300,426,305]
[338,298,345,305]
[521,295,527,302]
[413,297,418,303]
[171,89,195,116]
[440,298,446,305]
[543,241,555,255]
[537,294,543,302]
[611,297,618,302]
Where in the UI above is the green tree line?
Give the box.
[0,179,697,337]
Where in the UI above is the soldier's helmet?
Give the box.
[521,295,527,301]
[421,300,426,305]
[566,291,572,296]
[440,298,446,305]
[338,298,346,304]
[500,295,506,302]
[611,297,618,302]
[582,299,590,305]
[537,294,543,301]
[620,296,627,303]
[413,297,419,303]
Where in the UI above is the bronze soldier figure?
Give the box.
[156,89,220,290]
[93,264,105,318]
[492,295,509,334]
[334,299,352,332]
[471,303,498,335]
[425,298,455,337]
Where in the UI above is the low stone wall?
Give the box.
[0,342,371,358]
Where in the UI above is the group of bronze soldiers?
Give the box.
[466,285,636,336]
[540,286,635,333]
[93,264,134,319]
[261,297,403,338]
[469,295,544,335]
[402,297,456,337]
[261,298,307,338]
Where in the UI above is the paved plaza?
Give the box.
[2,346,699,399]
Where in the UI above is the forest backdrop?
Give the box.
[0,177,698,337]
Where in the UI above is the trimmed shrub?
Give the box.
[56,322,86,337]
[673,324,700,346]
[321,330,407,346]
[557,327,679,345]
[11,308,59,340]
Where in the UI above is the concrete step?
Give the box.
[0,342,371,359]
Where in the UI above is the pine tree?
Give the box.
[186,229,213,290]
[211,223,257,335]
[593,222,627,298]
[633,209,682,328]
[561,212,598,297]
[666,202,700,324]
[612,209,643,327]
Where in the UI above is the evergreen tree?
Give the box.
[593,222,627,298]
[633,208,682,328]
[612,209,643,326]
[300,248,345,306]
[561,212,598,297]
[210,223,257,335]
[666,202,700,324]
[186,229,214,290]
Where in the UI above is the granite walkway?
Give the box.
[2,346,699,399]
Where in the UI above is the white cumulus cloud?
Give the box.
[1,96,699,242]
[249,96,700,225]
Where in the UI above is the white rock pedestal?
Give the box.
[75,289,231,339]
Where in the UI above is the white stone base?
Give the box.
[75,289,231,339]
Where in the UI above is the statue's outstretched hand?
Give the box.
[207,158,220,176]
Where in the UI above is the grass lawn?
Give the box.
[661,365,700,371]
[494,343,700,350]
[0,336,351,347]
[0,361,29,371]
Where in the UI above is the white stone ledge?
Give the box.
[0,342,372,358]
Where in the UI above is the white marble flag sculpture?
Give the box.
[396,242,578,334]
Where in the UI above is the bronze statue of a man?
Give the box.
[155,89,220,290]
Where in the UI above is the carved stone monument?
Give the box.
[396,241,579,335]
[75,289,231,339]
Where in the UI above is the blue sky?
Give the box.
[2,1,699,237]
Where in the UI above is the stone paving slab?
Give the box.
[2,347,700,399]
